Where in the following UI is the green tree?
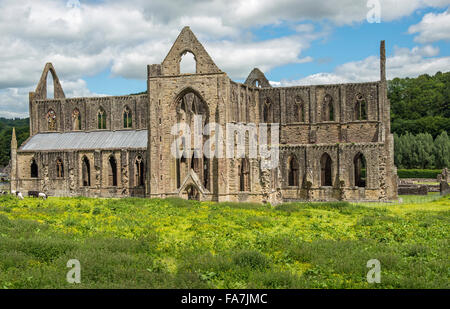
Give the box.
[434,131,450,168]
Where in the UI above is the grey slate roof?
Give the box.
[20,130,148,151]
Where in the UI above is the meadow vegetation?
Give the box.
[0,194,448,289]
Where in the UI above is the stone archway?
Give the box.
[185,184,199,200]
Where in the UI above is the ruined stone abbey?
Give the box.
[10,27,398,203]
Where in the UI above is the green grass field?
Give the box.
[0,194,448,289]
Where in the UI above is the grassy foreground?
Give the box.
[0,194,448,289]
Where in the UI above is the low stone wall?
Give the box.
[440,182,450,196]
[398,184,428,195]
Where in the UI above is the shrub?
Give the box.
[397,169,442,179]
[232,250,270,270]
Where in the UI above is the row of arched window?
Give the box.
[45,106,134,131]
[175,155,251,192]
[30,155,145,187]
[286,152,367,188]
[261,94,368,123]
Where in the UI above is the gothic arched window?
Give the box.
[354,153,367,187]
[97,107,106,129]
[108,155,118,187]
[355,94,367,121]
[293,96,304,123]
[47,109,57,131]
[82,156,90,186]
[72,108,81,131]
[123,106,132,128]
[320,153,332,187]
[135,156,144,187]
[56,158,64,178]
[263,99,272,123]
[322,94,334,122]
[239,158,250,192]
[288,155,299,186]
[30,158,38,178]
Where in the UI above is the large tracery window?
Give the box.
[354,94,368,121]
[56,158,64,178]
[288,155,299,187]
[72,108,81,131]
[320,153,333,187]
[322,94,334,122]
[97,107,106,129]
[123,106,132,128]
[175,90,209,189]
[47,109,57,131]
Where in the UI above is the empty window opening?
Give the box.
[288,156,299,186]
[135,156,144,187]
[46,72,54,99]
[239,158,250,192]
[108,155,118,187]
[354,153,367,187]
[82,156,91,186]
[47,109,57,131]
[355,94,367,120]
[322,94,334,122]
[180,51,196,74]
[98,107,106,129]
[56,158,64,178]
[72,108,81,130]
[30,158,38,178]
[263,99,272,123]
[320,153,332,187]
[294,96,304,123]
[203,155,209,190]
[123,106,132,128]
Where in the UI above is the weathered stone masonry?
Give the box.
[11,27,397,203]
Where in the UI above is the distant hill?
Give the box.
[389,71,450,138]
[0,71,448,166]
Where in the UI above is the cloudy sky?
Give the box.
[0,0,449,118]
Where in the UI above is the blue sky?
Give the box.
[0,0,449,117]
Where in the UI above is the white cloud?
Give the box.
[0,0,449,117]
[277,45,450,86]
[409,9,450,43]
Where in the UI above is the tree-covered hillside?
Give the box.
[0,71,448,167]
[389,71,450,137]
[0,118,29,167]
